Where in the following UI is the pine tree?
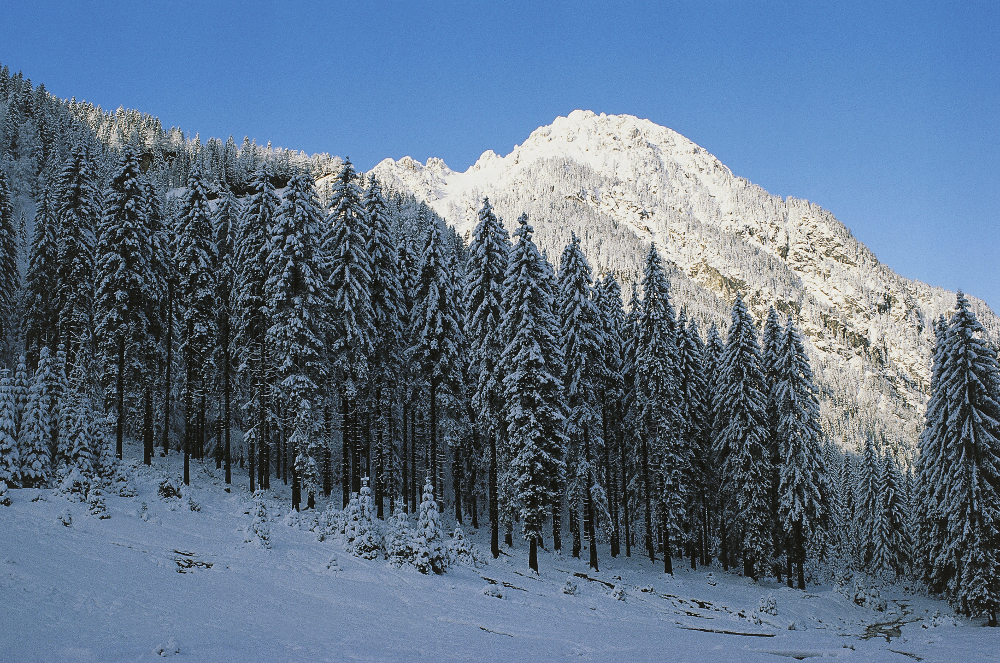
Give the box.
[705,321,725,566]
[0,168,18,358]
[414,477,448,574]
[596,273,628,558]
[921,292,1000,623]
[775,319,827,589]
[24,181,60,364]
[55,147,99,368]
[214,189,240,484]
[678,313,710,569]
[12,356,28,437]
[501,215,567,572]
[871,452,908,581]
[0,371,21,488]
[408,210,464,505]
[268,170,326,508]
[715,295,770,580]
[761,306,784,581]
[364,175,403,519]
[175,164,217,483]
[855,435,879,568]
[557,233,605,571]
[19,355,52,488]
[325,158,373,503]
[466,198,509,558]
[95,147,155,459]
[236,165,280,492]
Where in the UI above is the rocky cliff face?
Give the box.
[373,110,998,455]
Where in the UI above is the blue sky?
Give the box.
[3,0,998,310]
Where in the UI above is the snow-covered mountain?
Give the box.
[372,110,999,454]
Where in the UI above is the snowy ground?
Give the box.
[2,446,997,662]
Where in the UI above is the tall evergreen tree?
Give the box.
[175,164,217,483]
[0,169,17,359]
[466,198,509,558]
[408,210,464,505]
[0,371,20,488]
[95,147,155,459]
[761,306,785,581]
[213,189,240,484]
[55,147,99,368]
[24,181,60,363]
[557,233,606,571]
[325,158,373,504]
[677,313,710,569]
[501,215,567,572]
[775,319,827,589]
[870,452,909,581]
[715,295,770,580]
[596,273,628,558]
[268,170,327,509]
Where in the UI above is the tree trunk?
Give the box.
[585,426,599,571]
[341,395,350,508]
[529,535,538,573]
[640,432,654,562]
[401,401,409,513]
[453,444,463,525]
[664,518,673,575]
[490,430,499,558]
[410,408,418,512]
[720,519,729,571]
[602,401,620,558]
[143,383,153,465]
[469,427,479,530]
[552,498,562,552]
[430,377,438,508]
[161,279,173,455]
[621,430,631,557]
[223,316,231,484]
[116,338,124,460]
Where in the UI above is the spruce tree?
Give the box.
[501,215,567,573]
[175,164,218,484]
[0,168,17,358]
[24,182,60,364]
[855,436,880,568]
[0,371,20,488]
[871,452,908,581]
[214,190,240,483]
[761,306,784,581]
[596,273,628,558]
[95,147,155,459]
[715,295,770,580]
[557,233,606,571]
[55,147,99,368]
[466,198,509,558]
[775,319,827,589]
[678,313,710,569]
[268,170,326,509]
[325,158,373,503]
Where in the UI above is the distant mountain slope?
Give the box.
[373,110,999,455]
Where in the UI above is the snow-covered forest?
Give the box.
[2,61,1000,656]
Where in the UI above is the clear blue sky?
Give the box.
[3,0,998,311]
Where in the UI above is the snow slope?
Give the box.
[1,444,993,662]
[372,111,1000,455]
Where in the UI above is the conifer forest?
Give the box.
[1,62,999,661]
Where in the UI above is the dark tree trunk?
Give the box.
[323,395,333,497]
[257,334,269,491]
[621,430,631,558]
[341,395,350,508]
[640,432,654,562]
[429,377,438,508]
[375,416,384,520]
[664,524,673,574]
[469,426,479,530]
[401,401,409,513]
[143,383,153,465]
[116,338,124,460]
[453,444,463,525]
[505,522,513,548]
[490,430,499,558]
[529,536,538,573]
[292,464,300,512]
[720,519,729,571]
[223,317,231,484]
[161,279,173,455]
[571,499,582,558]
[552,498,562,552]
[585,426,599,571]
[602,402,620,558]
[410,408,418,512]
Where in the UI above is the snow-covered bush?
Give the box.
[110,462,137,497]
[923,610,961,628]
[384,503,414,566]
[412,479,448,574]
[317,503,342,542]
[0,480,11,506]
[57,508,72,527]
[87,486,109,519]
[447,526,482,567]
[611,584,626,601]
[343,492,360,542]
[345,478,382,560]
[483,583,504,599]
[57,467,90,501]
[757,593,778,616]
[843,576,886,611]
[563,578,579,595]
[244,490,271,549]
[158,477,182,500]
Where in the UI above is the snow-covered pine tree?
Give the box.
[413,477,448,573]
[213,189,240,483]
[19,352,52,488]
[870,452,908,581]
[761,306,784,581]
[12,356,28,437]
[235,165,280,491]
[855,436,879,568]
[915,315,950,591]
[324,158,373,504]
[364,174,403,519]
[500,214,567,573]
[557,233,606,571]
[55,146,99,370]
[269,170,327,509]
[407,208,464,505]
[929,293,1000,624]
[775,319,827,589]
[397,234,420,513]
[24,181,60,365]
[596,273,628,558]
[0,168,17,361]
[705,321,725,566]
[677,313,710,569]
[466,198,510,558]
[95,146,155,459]
[715,294,770,580]
[633,245,685,572]
[175,164,217,484]
[0,371,21,488]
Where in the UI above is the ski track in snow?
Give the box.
[1,445,996,662]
